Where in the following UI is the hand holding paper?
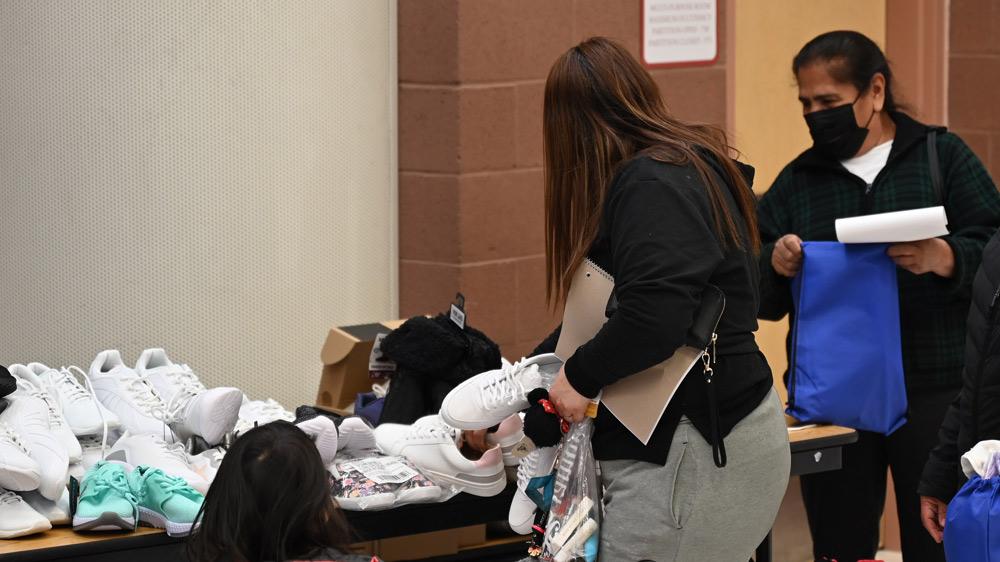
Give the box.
[887,238,955,277]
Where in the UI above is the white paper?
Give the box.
[835,206,949,243]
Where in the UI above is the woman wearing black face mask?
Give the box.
[758,31,1000,562]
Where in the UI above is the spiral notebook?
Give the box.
[555,259,703,445]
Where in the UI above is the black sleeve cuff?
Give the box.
[563,353,603,399]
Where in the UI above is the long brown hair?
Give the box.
[186,421,352,561]
[543,37,759,305]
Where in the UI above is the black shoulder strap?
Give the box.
[928,130,943,204]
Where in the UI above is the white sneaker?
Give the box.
[375,415,506,497]
[89,350,173,440]
[21,488,71,526]
[9,365,83,463]
[189,447,225,483]
[136,349,243,446]
[235,397,295,436]
[508,445,559,534]
[78,434,115,471]
[440,354,563,430]
[296,416,339,465]
[337,417,378,457]
[0,423,41,492]
[104,433,210,495]
[30,363,120,436]
[0,489,52,538]
[487,414,526,467]
[1,395,69,500]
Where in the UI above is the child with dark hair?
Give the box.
[186,421,378,562]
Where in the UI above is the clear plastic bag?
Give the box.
[330,454,450,511]
[540,419,601,562]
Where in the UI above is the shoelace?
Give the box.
[44,368,92,404]
[481,360,536,409]
[156,439,194,466]
[0,490,22,506]
[87,465,137,502]
[147,470,196,497]
[410,420,460,444]
[145,364,205,408]
[0,424,31,455]
[14,377,68,428]
[65,366,112,457]
[516,449,542,488]
[119,372,165,414]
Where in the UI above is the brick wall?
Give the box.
[949,0,1000,178]
[398,0,728,358]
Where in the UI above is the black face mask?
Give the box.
[805,99,875,160]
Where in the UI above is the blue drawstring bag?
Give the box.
[945,454,1000,561]
[787,241,907,434]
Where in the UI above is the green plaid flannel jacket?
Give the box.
[758,112,1000,391]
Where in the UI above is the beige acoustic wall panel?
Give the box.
[0,1,398,409]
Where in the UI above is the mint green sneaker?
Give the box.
[129,465,204,537]
[72,461,137,531]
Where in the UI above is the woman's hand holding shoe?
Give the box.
[549,366,591,424]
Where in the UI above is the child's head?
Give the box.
[187,420,351,562]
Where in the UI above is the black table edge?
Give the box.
[789,430,858,454]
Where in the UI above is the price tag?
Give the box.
[368,333,397,378]
[450,292,467,329]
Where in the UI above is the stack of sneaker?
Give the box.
[374,415,506,498]
[439,353,563,534]
[0,363,92,537]
[73,461,203,537]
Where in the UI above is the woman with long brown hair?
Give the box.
[535,37,790,560]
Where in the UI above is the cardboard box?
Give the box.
[375,525,486,561]
[316,320,405,410]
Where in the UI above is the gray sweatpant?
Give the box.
[598,388,790,562]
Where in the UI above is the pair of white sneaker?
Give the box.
[89,349,243,446]
[439,353,564,535]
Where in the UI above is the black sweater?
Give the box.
[919,231,1000,502]
[534,154,773,465]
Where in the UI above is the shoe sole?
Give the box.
[73,512,136,532]
[194,390,243,446]
[138,506,195,537]
[0,519,52,538]
[422,468,507,498]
